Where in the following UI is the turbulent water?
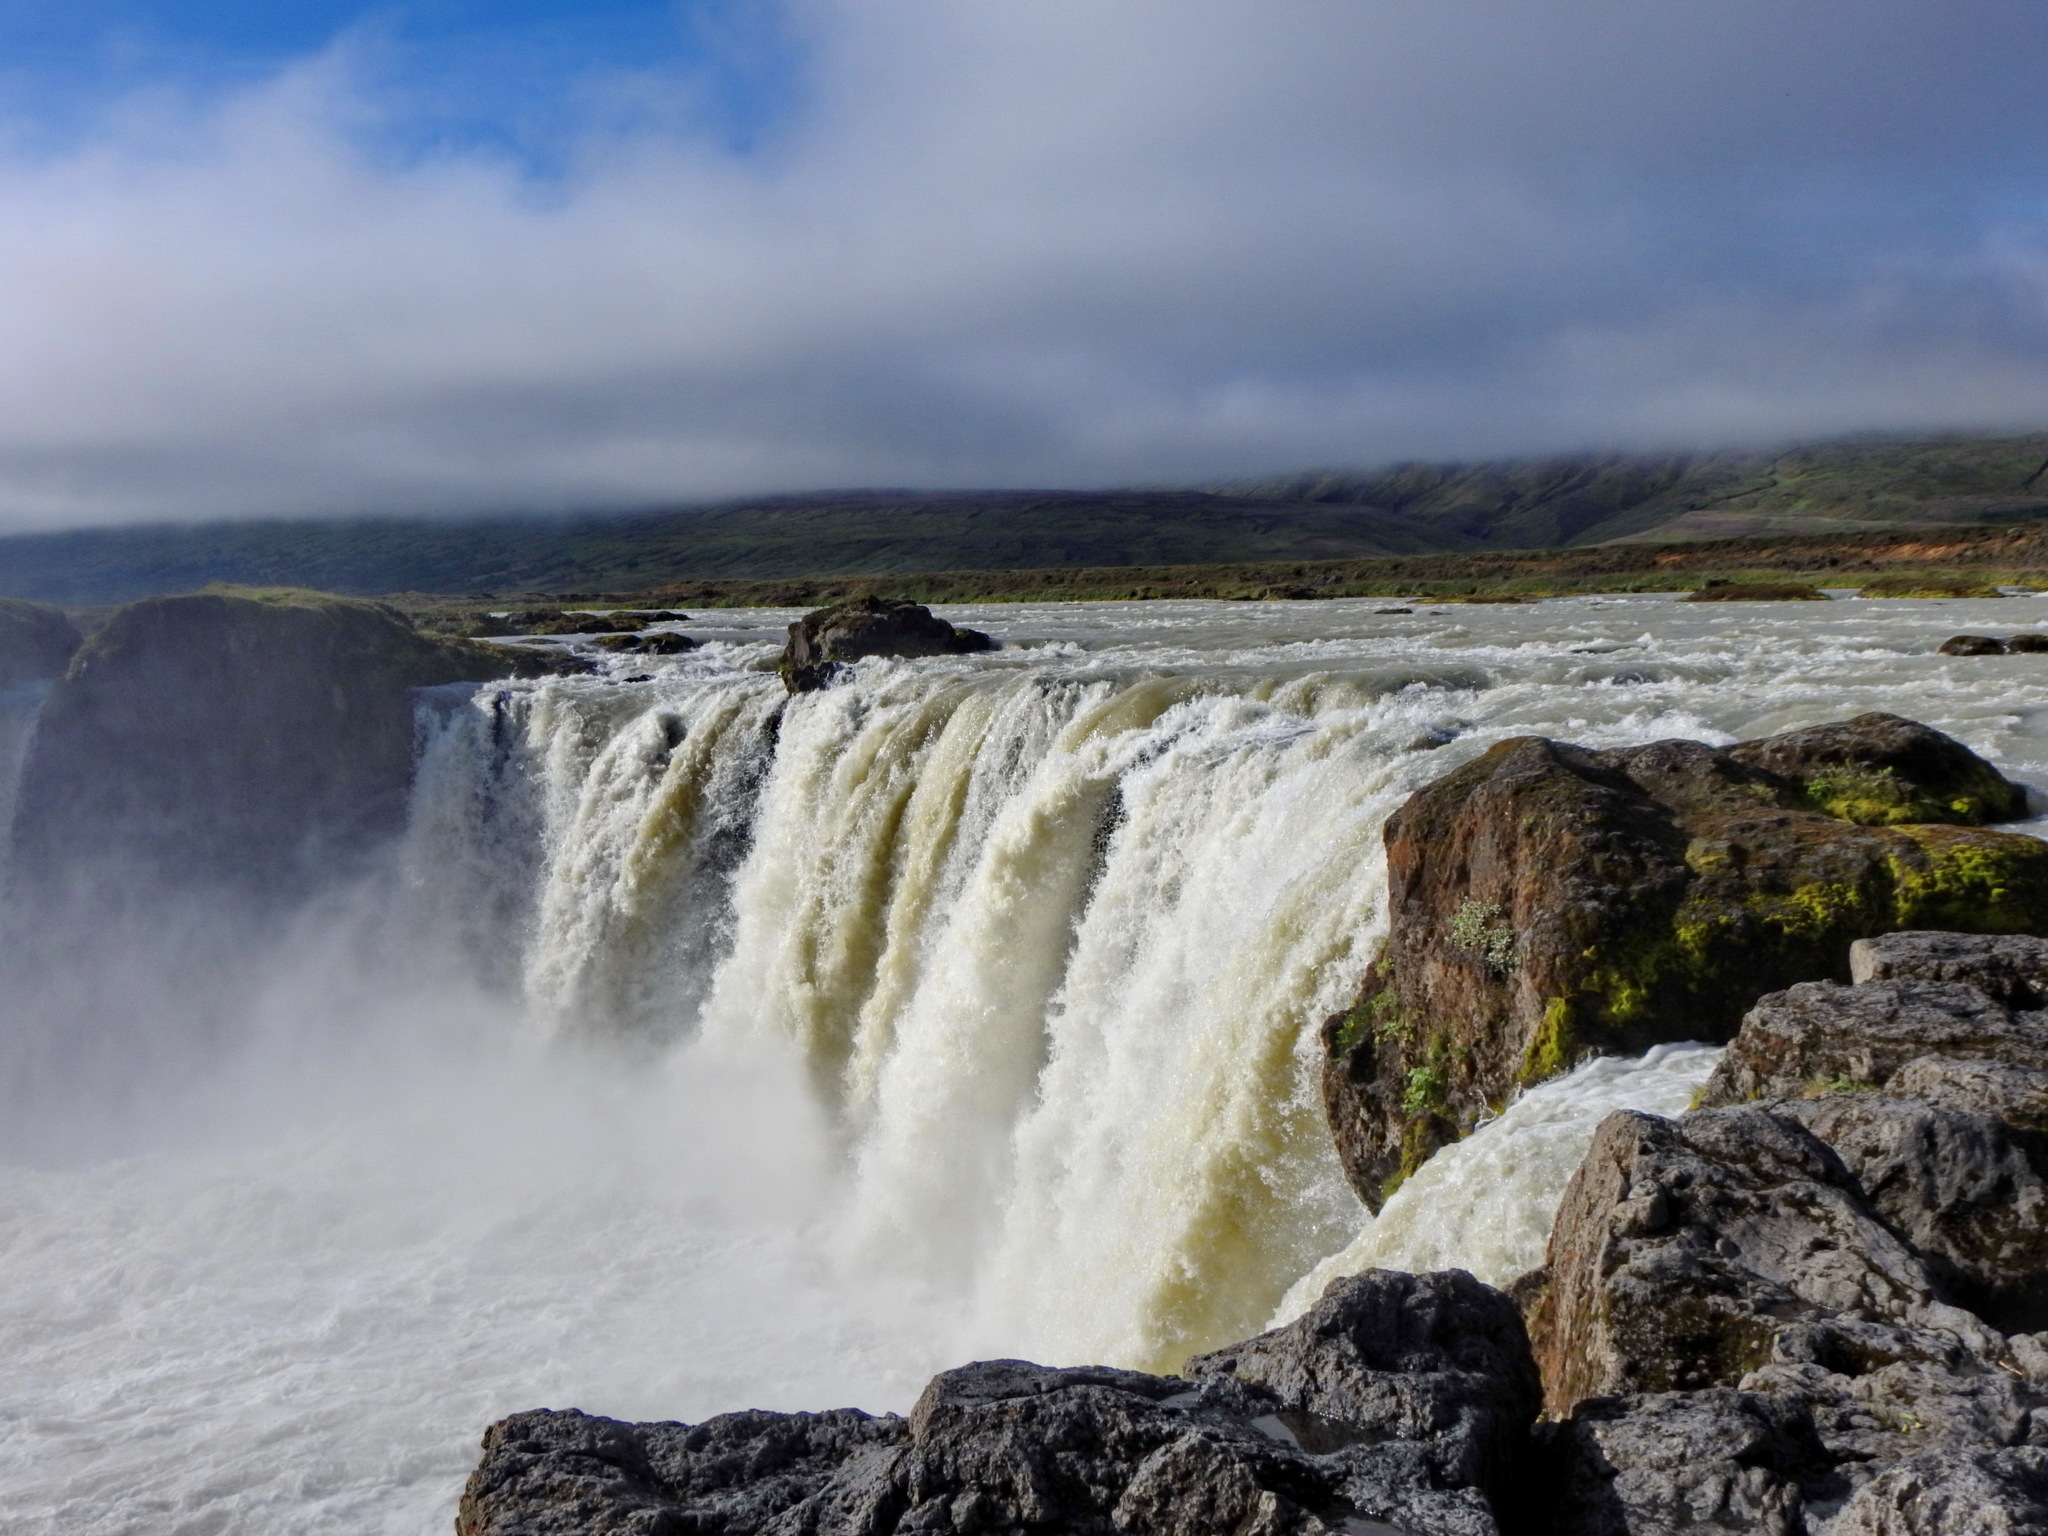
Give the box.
[6,593,2048,1533]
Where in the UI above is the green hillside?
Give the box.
[0,491,1458,606]
[1215,433,2048,546]
[9,432,2048,606]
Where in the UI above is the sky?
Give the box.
[1,0,2047,530]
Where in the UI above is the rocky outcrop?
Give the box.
[1681,582,1828,602]
[593,632,697,655]
[1323,714,2045,1207]
[0,597,80,688]
[458,1269,1539,1536]
[1940,633,2048,656]
[779,597,993,692]
[5,589,580,906]
[1526,939,2048,1532]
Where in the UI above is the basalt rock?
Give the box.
[779,597,993,693]
[1941,635,2011,656]
[5,589,581,907]
[458,1269,1539,1536]
[1525,948,2048,1531]
[1322,715,2046,1208]
[1851,930,2048,1007]
[593,632,698,655]
[0,597,80,689]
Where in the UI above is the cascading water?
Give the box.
[6,594,2048,1533]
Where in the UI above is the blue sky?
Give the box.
[0,0,2046,529]
[0,0,798,164]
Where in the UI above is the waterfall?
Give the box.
[407,651,1491,1370]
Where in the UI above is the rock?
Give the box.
[496,609,642,636]
[779,597,993,693]
[455,1406,909,1536]
[1941,636,2010,656]
[1322,716,2047,1207]
[2011,635,2048,655]
[1822,1448,2048,1535]
[1527,1106,1992,1418]
[1695,981,2048,1107]
[0,597,80,689]
[1851,932,2048,1008]
[459,1270,1539,1536]
[1681,583,1828,602]
[5,589,581,907]
[607,610,689,624]
[1887,1057,2048,1133]
[1778,1093,2048,1331]
[593,632,698,655]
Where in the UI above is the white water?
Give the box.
[6,593,2048,1532]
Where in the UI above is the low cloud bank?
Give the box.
[2,0,2047,530]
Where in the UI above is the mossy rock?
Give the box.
[779,595,993,693]
[1322,712,2046,1207]
[1858,575,2004,598]
[1680,582,1828,602]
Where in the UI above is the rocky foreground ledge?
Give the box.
[462,930,2048,1535]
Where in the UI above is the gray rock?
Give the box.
[1697,981,2048,1108]
[1851,933,2048,1009]
[1819,1447,2048,1534]
[1884,1058,2048,1133]
[458,1270,1537,1536]
[1777,1094,2048,1331]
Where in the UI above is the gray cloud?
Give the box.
[2,0,2047,530]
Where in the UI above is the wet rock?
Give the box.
[1941,636,2010,656]
[779,596,993,693]
[2011,634,2048,655]
[1322,716,2046,1208]
[0,597,80,689]
[593,632,698,655]
[459,1270,1538,1536]
[1680,583,1828,602]
[1696,981,2048,1107]
[6,589,581,906]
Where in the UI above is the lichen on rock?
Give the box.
[1323,714,2047,1208]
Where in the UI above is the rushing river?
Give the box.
[5,592,2048,1534]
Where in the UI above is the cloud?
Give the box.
[1,0,2047,529]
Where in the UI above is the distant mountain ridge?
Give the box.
[6,432,2048,605]
[1212,433,2048,546]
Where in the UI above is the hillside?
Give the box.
[9,432,2048,605]
[0,491,1458,606]
[1214,433,2048,546]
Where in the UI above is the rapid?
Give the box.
[5,592,2048,1534]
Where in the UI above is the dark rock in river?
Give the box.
[1322,714,2045,1208]
[1941,635,2011,656]
[593,631,698,655]
[0,597,81,689]
[779,596,994,693]
[458,1269,1538,1536]
[6,589,580,906]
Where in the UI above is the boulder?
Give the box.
[459,1270,1539,1536]
[1696,981,2048,1106]
[1851,931,2048,1008]
[593,632,698,655]
[0,597,80,689]
[1941,636,2010,656]
[1322,716,2047,1207]
[779,597,993,692]
[5,589,581,906]
[2011,634,2048,655]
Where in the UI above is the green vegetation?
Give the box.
[1859,574,2005,598]
[11,430,2048,607]
[1447,899,1517,972]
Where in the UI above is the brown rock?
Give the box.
[1323,716,2047,1207]
[1941,635,2010,656]
[779,596,993,692]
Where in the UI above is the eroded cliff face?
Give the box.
[6,589,575,906]
[1322,713,2048,1208]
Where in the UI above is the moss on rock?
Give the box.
[1321,713,2048,1208]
